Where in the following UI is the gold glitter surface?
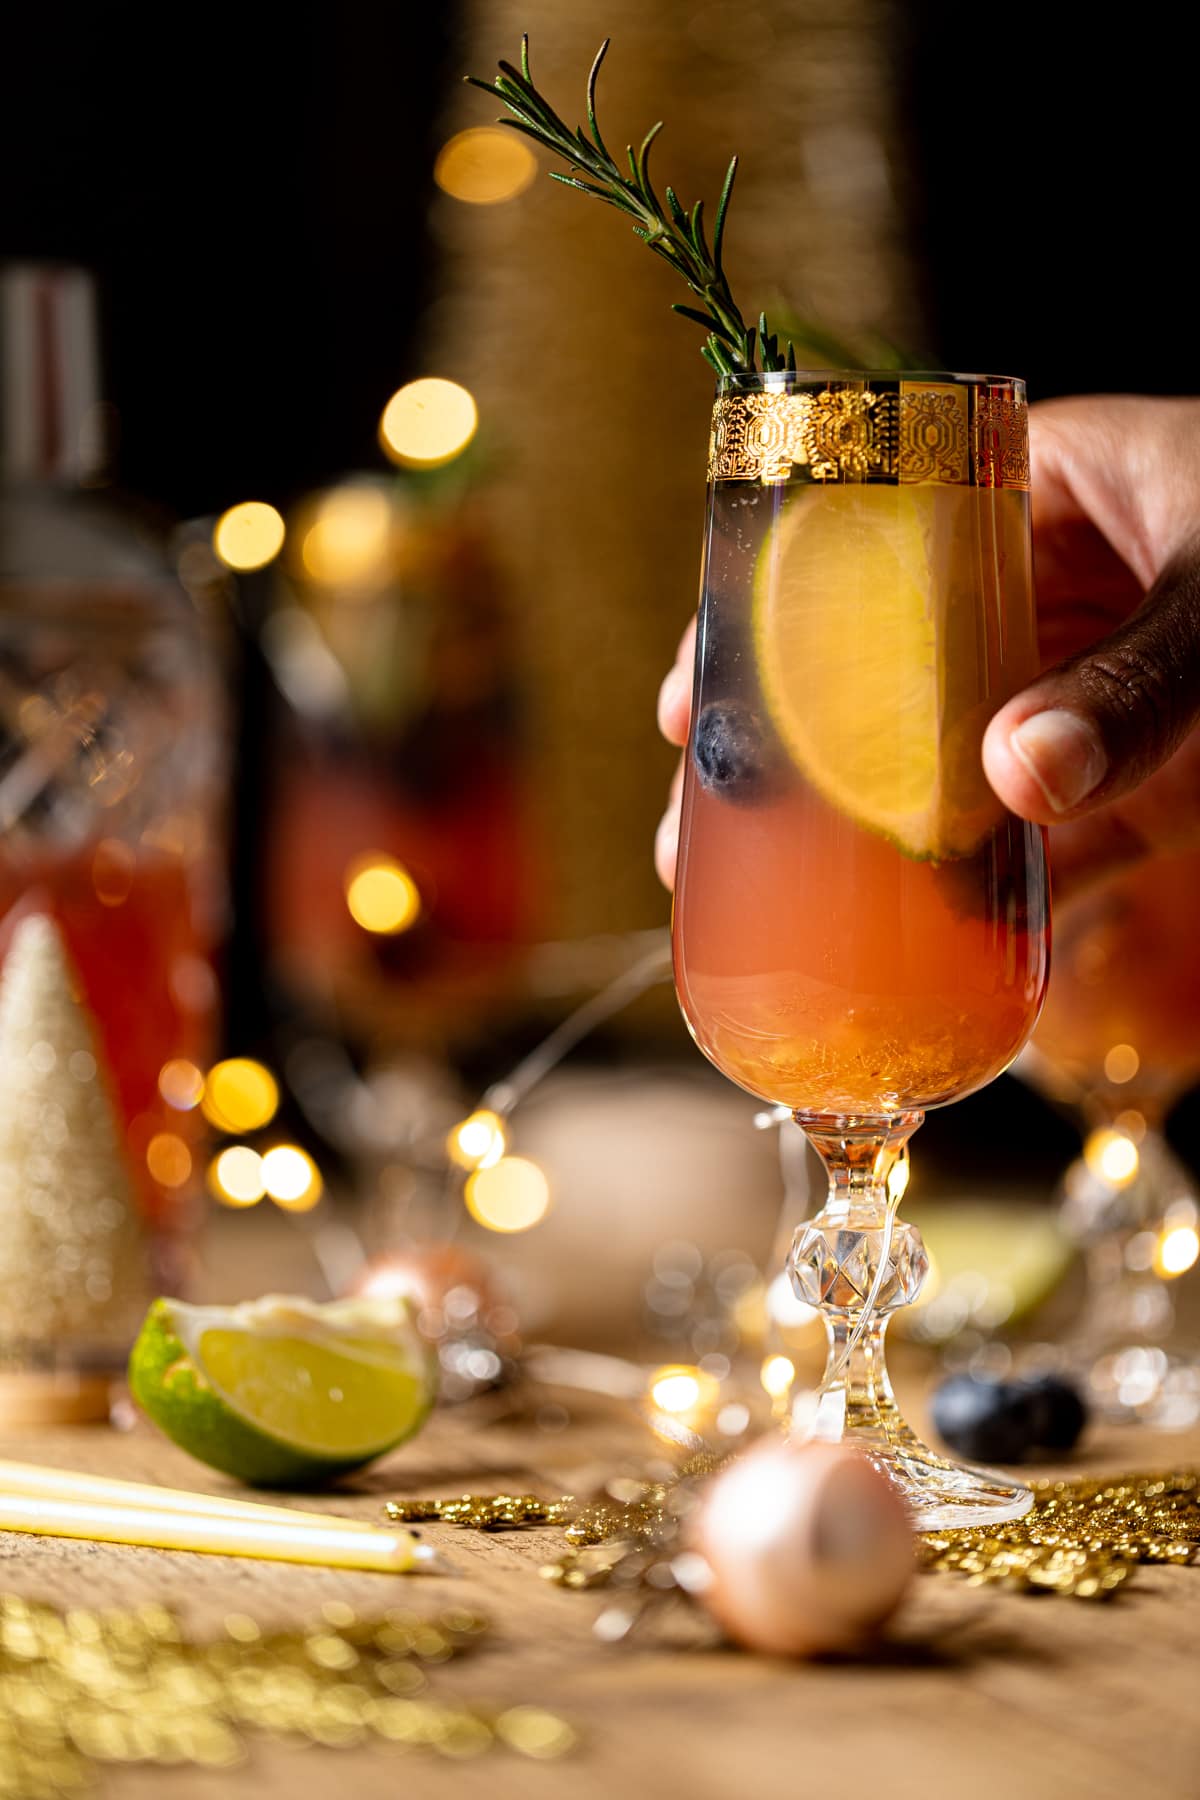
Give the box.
[391,1468,1200,1607]
[0,1595,573,1797]
[919,1470,1200,1598]
[385,1494,575,1531]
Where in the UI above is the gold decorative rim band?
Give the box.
[708,382,1030,489]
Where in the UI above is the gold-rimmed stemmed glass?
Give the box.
[672,370,1049,1528]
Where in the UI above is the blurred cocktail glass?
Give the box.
[672,371,1049,1527]
[1020,848,1200,1424]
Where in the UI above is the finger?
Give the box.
[983,540,1200,822]
[655,755,685,890]
[657,617,696,747]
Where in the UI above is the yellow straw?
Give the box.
[0,1458,377,1533]
[0,1492,420,1572]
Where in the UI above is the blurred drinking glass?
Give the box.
[1020,848,1200,1426]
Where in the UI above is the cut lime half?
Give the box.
[128,1293,437,1488]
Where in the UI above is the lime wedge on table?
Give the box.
[753,484,1000,860]
[129,1294,437,1487]
[901,1202,1076,1339]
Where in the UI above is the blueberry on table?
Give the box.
[930,1374,1039,1464]
[1019,1373,1088,1452]
[694,704,780,804]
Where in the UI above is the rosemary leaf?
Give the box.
[467,37,796,374]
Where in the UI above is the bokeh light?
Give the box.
[213,501,285,572]
[262,1144,323,1211]
[146,1133,192,1189]
[158,1059,204,1111]
[447,1109,507,1170]
[379,378,477,468]
[1155,1224,1200,1279]
[765,1270,820,1334]
[344,854,422,935]
[208,1146,266,1207]
[464,1156,550,1233]
[201,1059,280,1134]
[760,1353,795,1398]
[300,484,394,589]
[1103,1043,1141,1086]
[649,1364,719,1417]
[1084,1128,1140,1187]
[434,127,537,204]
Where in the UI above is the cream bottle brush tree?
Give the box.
[0,913,150,1360]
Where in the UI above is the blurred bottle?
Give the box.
[0,264,228,1297]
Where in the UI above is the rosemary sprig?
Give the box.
[465,37,793,376]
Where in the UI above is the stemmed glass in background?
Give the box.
[1020,847,1200,1426]
[672,371,1049,1528]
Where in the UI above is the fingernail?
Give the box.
[1009,709,1108,813]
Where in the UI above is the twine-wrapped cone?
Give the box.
[0,914,150,1363]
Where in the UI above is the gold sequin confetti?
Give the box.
[919,1470,1200,1598]
[0,1595,572,1797]
[383,1468,1200,1620]
[385,1493,575,1531]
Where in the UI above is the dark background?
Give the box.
[7,3,1196,519]
[5,1,1198,1176]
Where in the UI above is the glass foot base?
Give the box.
[791,1396,1036,1526]
[788,1195,1032,1530]
[792,1386,1032,1530]
[855,1438,1032,1532]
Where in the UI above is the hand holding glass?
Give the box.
[672,372,1049,1527]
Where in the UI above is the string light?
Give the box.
[464,1157,550,1233]
[1155,1224,1200,1279]
[209,1146,266,1207]
[213,502,285,572]
[344,854,421,935]
[434,127,537,204]
[447,1109,507,1171]
[760,1354,795,1399]
[201,1060,280,1134]
[158,1060,204,1111]
[262,1145,323,1212]
[648,1365,719,1418]
[300,484,394,589]
[887,1150,910,1204]
[379,379,477,468]
[1084,1128,1140,1187]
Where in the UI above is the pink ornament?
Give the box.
[692,1437,913,1656]
[355,1243,502,1321]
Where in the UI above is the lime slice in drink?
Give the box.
[752,483,1001,859]
[128,1294,437,1487]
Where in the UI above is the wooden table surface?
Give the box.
[1,1385,1198,1800]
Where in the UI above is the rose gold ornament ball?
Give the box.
[692,1437,914,1657]
[352,1243,520,1342]
[355,1243,494,1311]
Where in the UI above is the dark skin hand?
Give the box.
[656,395,1200,901]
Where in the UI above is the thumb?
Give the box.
[982,543,1200,822]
